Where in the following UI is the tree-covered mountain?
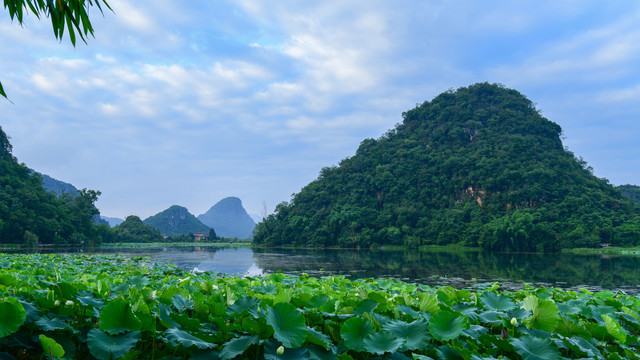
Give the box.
[253,83,640,251]
[198,197,256,239]
[144,205,210,237]
[0,126,102,244]
[111,215,164,242]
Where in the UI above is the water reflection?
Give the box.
[8,245,640,293]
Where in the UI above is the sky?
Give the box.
[1,1,640,220]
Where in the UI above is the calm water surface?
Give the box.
[81,246,640,294]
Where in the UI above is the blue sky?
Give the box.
[1,1,639,219]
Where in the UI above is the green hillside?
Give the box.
[144,205,210,237]
[0,126,102,244]
[253,83,640,251]
[617,184,640,206]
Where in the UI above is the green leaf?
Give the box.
[266,302,308,348]
[0,297,26,338]
[39,334,65,359]
[354,299,378,315]
[227,296,259,315]
[602,314,627,343]
[87,329,140,360]
[521,295,559,332]
[341,317,375,352]
[99,299,141,334]
[509,334,561,360]
[171,294,194,313]
[563,336,603,359]
[219,335,259,360]
[363,331,404,355]
[36,316,73,332]
[428,311,469,341]
[480,292,516,312]
[418,293,440,313]
[383,319,430,351]
[165,328,215,349]
[478,311,506,326]
[0,81,8,100]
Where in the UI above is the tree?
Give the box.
[2,0,112,99]
[208,227,218,241]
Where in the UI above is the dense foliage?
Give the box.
[2,253,640,359]
[144,205,211,237]
[198,197,256,239]
[0,126,102,244]
[254,83,640,251]
[618,185,640,207]
[106,215,165,243]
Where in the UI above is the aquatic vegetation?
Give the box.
[1,253,640,359]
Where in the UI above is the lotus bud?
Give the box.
[54,300,60,306]
[277,346,285,355]
[65,300,74,307]
[510,317,518,326]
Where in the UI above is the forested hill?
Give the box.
[0,126,102,244]
[253,83,640,251]
[143,205,210,237]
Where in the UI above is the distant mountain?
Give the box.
[101,216,124,227]
[198,197,256,239]
[39,173,79,197]
[144,205,210,237]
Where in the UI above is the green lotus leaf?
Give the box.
[480,292,516,312]
[363,331,404,355]
[602,314,627,343]
[87,329,140,360]
[0,297,26,338]
[354,299,378,315]
[478,311,506,326]
[383,318,430,351]
[428,311,469,341]
[306,344,338,360]
[39,334,65,359]
[418,293,440,313]
[397,305,419,318]
[521,295,559,332]
[262,339,311,360]
[510,334,561,360]
[412,354,435,360]
[266,302,308,348]
[127,275,150,289]
[99,299,142,335]
[219,335,259,360]
[307,294,329,308]
[227,296,259,315]
[434,345,464,360]
[563,336,603,359]
[165,328,215,349]
[76,294,105,308]
[341,317,375,352]
[36,316,73,332]
[307,327,332,348]
[19,300,41,322]
[171,294,194,313]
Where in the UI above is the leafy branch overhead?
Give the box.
[1,0,112,99]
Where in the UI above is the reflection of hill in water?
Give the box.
[251,248,640,292]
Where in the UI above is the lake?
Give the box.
[72,246,640,294]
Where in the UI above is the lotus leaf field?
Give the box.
[1,254,640,359]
